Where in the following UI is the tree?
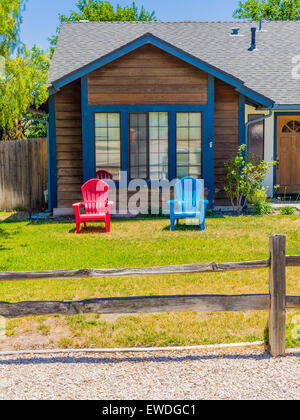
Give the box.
[0,1,50,140]
[0,0,27,57]
[233,0,300,20]
[49,0,157,55]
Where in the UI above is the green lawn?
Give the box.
[0,213,299,350]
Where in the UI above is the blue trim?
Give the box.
[81,76,93,182]
[238,86,273,108]
[48,95,57,209]
[120,111,128,181]
[273,112,300,194]
[52,34,244,93]
[239,94,246,149]
[205,75,215,208]
[169,111,176,181]
[273,104,300,110]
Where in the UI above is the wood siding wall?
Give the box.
[88,44,208,105]
[55,80,83,208]
[214,79,239,201]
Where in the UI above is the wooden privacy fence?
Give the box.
[0,234,299,357]
[0,138,47,211]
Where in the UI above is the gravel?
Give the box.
[0,348,299,400]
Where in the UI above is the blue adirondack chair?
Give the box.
[169,177,209,232]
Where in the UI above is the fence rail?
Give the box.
[0,138,47,211]
[0,234,299,357]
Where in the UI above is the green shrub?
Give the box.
[254,201,274,215]
[280,206,296,215]
[224,145,276,214]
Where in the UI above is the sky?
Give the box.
[20,0,241,50]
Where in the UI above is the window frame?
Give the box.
[128,111,170,181]
[175,111,203,179]
[248,114,265,162]
[94,112,122,180]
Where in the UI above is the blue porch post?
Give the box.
[205,75,215,208]
[81,75,94,182]
[120,110,129,181]
[239,94,246,149]
[48,94,57,210]
[169,111,176,181]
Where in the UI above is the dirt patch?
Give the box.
[0,317,71,351]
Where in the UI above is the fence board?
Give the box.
[286,296,300,309]
[0,138,47,211]
[0,294,270,318]
[0,260,270,282]
[286,255,300,267]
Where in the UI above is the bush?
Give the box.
[224,145,276,214]
[280,206,296,215]
[254,201,274,215]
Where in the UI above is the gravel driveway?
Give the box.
[0,348,299,400]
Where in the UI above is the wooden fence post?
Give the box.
[268,234,286,357]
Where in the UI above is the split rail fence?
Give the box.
[0,234,299,357]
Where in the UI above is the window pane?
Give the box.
[189,166,201,178]
[150,140,159,153]
[95,113,108,128]
[189,127,201,140]
[159,141,168,154]
[189,113,201,127]
[177,153,189,166]
[95,113,121,181]
[177,166,189,178]
[107,113,120,127]
[159,127,168,140]
[95,128,107,140]
[177,128,189,140]
[176,112,202,178]
[108,128,120,141]
[149,126,159,140]
[248,114,264,163]
[159,112,169,127]
[177,113,189,127]
[149,112,159,127]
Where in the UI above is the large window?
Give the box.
[176,112,202,178]
[129,112,169,180]
[95,113,121,180]
[248,114,264,163]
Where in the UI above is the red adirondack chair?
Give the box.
[96,170,113,180]
[72,179,114,234]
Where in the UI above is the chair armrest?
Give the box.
[106,201,114,210]
[72,202,84,208]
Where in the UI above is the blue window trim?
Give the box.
[50,33,272,108]
[206,75,215,208]
[273,111,300,194]
[87,103,214,207]
[48,95,57,209]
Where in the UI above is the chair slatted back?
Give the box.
[96,170,113,180]
[81,179,109,214]
[175,177,203,213]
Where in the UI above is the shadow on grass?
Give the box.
[0,227,10,251]
[69,226,107,235]
[162,223,205,232]
[0,351,298,366]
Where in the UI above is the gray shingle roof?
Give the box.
[49,21,300,105]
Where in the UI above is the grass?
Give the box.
[0,213,299,350]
